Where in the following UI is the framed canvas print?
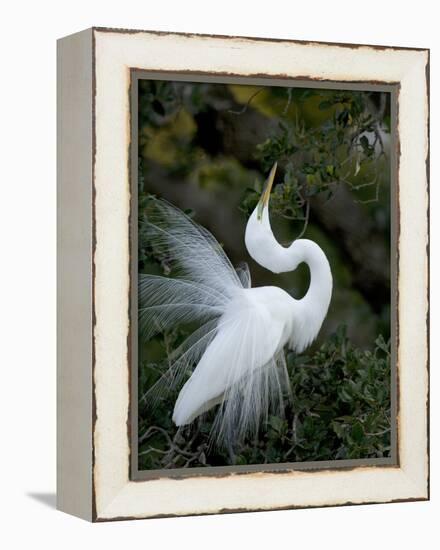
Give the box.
[57,27,429,521]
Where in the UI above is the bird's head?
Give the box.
[245,162,288,272]
[256,161,277,223]
[246,161,277,233]
[245,163,330,279]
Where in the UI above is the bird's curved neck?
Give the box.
[284,240,332,310]
[261,237,332,329]
[245,209,332,325]
[281,239,332,351]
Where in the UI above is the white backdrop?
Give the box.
[0,1,437,548]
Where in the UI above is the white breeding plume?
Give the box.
[139,163,332,447]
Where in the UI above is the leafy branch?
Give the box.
[241,89,390,220]
[138,326,392,469]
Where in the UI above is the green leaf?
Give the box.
[325,164,335,176]
[375,334,390,355]
[351,422,364,443]
[339,387,352,403]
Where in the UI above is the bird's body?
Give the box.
[173,285,293,426]
[140,163,332,446]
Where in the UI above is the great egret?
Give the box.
[139,163,332,447]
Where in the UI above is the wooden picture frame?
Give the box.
[57,27,429,521]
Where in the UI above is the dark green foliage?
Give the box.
[285,327,391,461]
[138,327,391,470]
[241,89,388,221]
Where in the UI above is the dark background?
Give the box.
[137,79,392,470]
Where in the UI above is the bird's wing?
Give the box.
[142,198,245,299]
[139,275,225,340]
[172,295,291,446]
[139,198,249,409]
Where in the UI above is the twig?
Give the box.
[139,446,169,457]
[283,413,299,461]
[228,88,264,115]
[365,427,391,437]
[282,88,293,115]
[295,200,310,240]
[354,175,381,204]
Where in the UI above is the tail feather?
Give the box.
[171,295,289,446]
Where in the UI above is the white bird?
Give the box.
[139,163,332,447]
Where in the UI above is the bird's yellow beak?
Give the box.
[257,162,277,221]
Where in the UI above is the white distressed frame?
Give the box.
[57,28,429,521]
